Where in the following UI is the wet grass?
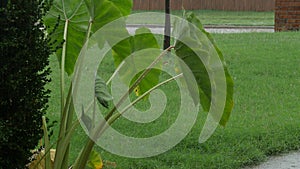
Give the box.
[47,32,300,168]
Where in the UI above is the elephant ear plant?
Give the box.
[39,0,233,168]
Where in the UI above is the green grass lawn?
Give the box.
[128,10,274,26]
[47,32,300,169]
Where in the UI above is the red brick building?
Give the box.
[275,0,300,31]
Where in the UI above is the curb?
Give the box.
[126,24,274,30]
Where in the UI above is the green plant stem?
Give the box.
[105,45,174,121]
[85,19,92,44]
[99,46,174,138]
[74,73,183,169]
[106,61,125,85]
[53,84,73,169]
[61,100,75,169]
[55,19,69,166]
[55,119,80,168]
[72,19,95,169]
[85,73,184,156]
[42,116,51,169]
[72,20,92,97]
[60,19,69,114]
[103,73,184,133]
[64,23,93,166]
[74,46,174,169]
[61,21,93,169]
[73,139,95,169]
[120,73,183,118]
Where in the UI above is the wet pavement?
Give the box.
[243,151,300,169]
[126,24,274,34]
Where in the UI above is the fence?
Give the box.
[133,0,275,11]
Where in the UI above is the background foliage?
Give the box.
[0,0,54,168]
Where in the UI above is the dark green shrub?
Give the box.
[0,0,54,168]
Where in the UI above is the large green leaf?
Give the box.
[95,75,113,108]
[132,28,160,50]
[112,27,160,67]
[107,0,133,16]
[45,0,88,75]
[174,12,234,126]
[86,0,132,32]
[45,0,133,75]
[175,42,211,110]
[112,27,161,96]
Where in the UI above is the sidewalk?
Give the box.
[126,24,274,34]
[243,151,300,169]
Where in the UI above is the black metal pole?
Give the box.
[163,0,170,50]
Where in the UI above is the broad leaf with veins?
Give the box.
[45,0,133,75]
[112,27,161,97]
[174,12,234,126]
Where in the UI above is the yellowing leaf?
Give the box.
[134,86,140,96]
[87,150,103,169]
[174,67,181,74]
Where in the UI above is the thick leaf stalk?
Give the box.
[74,46,174,168]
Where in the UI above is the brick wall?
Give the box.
[275,0,300,31]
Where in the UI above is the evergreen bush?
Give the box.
[0,0,54,168]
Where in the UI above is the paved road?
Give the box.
[126,24,274,34]
[243,151,300,169]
